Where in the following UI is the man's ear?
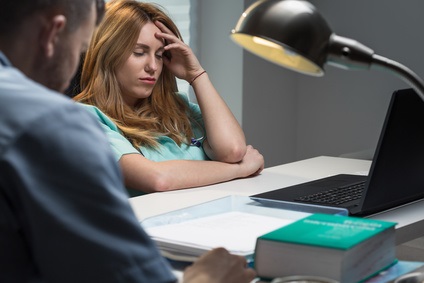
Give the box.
[40,15,67,58]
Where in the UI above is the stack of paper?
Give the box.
[145,211,294,261]
[141,195,348,262]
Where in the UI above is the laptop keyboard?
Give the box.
[295,181,366,205]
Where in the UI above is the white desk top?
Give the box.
[129,156,424,245]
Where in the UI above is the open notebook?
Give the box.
[251,88,424,216]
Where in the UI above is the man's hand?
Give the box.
[183,248,257,283]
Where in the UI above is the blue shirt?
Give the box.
[0,51,176,283]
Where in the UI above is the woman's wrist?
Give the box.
[189,70,207,86]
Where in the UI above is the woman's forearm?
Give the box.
[120,149,263,193]
[191,73,247,163]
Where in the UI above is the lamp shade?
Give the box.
[231,0,424,100]
[230,0,332,76]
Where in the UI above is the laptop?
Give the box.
[251,88,424,216]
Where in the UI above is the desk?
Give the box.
[129,156,424,245]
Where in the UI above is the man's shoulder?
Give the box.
[0,68,102,150]
[0,66,72,111]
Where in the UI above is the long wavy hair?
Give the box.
[73,0,194,149]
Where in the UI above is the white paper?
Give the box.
[145,211,294,256]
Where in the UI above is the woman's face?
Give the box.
[116,21,165,107]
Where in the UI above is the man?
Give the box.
[0,0,256,282]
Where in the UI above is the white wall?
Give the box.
[195,0,244,125]
[198,0,424,167]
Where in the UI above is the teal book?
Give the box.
[254,213,397,283]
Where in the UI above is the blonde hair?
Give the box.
[74,0,194,149]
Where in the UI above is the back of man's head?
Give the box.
[0,0,105,38]
[0,0,105,92]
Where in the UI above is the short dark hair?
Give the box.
[0,0,105,36]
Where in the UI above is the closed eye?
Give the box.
[133,51,145,57]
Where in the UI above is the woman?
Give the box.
[74,0,264,196]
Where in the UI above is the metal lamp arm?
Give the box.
[371,54,424,102]
[326,34,374,71]
[325,34,424,102]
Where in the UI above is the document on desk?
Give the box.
[141,195,347,262]
[145,211,294,260]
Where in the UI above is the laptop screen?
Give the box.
[360,88,424,214]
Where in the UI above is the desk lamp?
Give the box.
[230,0,424,101]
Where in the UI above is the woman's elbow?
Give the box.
[148,177,173,192]
[218,143,247,163]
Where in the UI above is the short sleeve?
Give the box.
[77,104,140,160]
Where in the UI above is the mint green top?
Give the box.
[77,94,208,196]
